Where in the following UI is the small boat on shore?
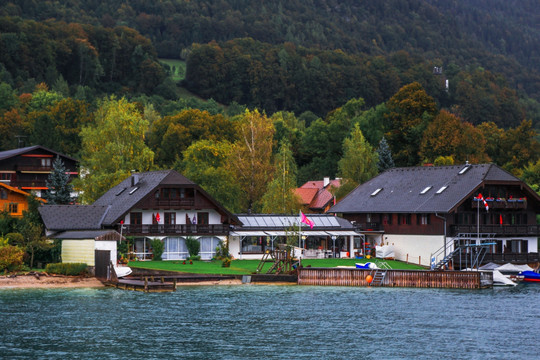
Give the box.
[114,266,132,278]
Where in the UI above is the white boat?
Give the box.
[114,266,132,278]
[492,270,517,286]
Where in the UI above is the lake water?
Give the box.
[1,284,539,359]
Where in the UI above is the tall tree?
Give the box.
[377,136,395,172]
[77,96,154,203]
[181,139,242,213]
[338,123,378,183]
[419,110,489,164]
[384,82,438,166]
[229,109,275,213]
[260,141,301,214]
[44,157,73,205]
[336,124,378,198]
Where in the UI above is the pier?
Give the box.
[298,268,492,289]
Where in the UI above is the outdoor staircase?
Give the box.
[431,233,497,270]
[369,269,387,286]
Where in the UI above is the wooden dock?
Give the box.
[110,277,177,292]
[298,268,492,289]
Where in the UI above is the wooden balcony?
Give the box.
[472,199,527,209]
[119,224,230,236]
[354,222,383,232]
[155,198,195,207]
[450,224,540,237]
[17,165,52,172]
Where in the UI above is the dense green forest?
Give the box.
[0,0,539,214]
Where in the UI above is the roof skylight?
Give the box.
[436,186,448,194]
[370,188,383,196]
[420,186,432,194]
[129,187,139,195]
[458,165,470,175]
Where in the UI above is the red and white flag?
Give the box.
[300,211,314,229]
[476,193,489,211]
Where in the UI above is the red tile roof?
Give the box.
[296,179,341,211]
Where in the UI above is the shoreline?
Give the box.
[0,274,294,289]
[0,274,105,289]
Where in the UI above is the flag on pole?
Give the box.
[155,213,160,222]
[476,193,489,211]
[300,211,314,229]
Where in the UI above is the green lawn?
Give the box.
[159,58,186,81]
[128,258,425,275]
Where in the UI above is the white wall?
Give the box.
[95,240,117,266]
[385,234,445,267]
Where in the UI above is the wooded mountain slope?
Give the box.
[3,0,539,101]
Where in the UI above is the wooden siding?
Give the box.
[298,268,491,289]
[0,187,30,217]
[62,240,95,266]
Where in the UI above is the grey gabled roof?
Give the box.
[0,145,78,162]
[93,170,194,225]
[329,163,529,214]
[39,205,110,231]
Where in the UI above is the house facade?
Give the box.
[39,170,241,263]
[329,164,540,267]
[0,182,44,217]
[0,145,79,198]
[229,214,360,260]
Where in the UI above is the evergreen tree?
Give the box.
[377,137,395,172]
[44,157,73,204]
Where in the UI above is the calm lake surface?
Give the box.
[1,284,539,359]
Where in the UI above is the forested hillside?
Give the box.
[0,0,539,213]
[2,0,539,100]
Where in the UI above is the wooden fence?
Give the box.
[298,268,492,289]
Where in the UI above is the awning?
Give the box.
[324,231,361,236]
[229,231,267,237]
[264,231,288,237]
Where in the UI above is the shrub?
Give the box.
[151,239,164,261]
[214,241,230,260]
[5,232,24,247]
[0,245,25,272]
[221,258,231,268]
[45,262,88,276]
[185,236,200,257]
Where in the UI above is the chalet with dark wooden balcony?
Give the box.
[329,163,540,267]
[39,170,241,262]
[0,145,79,198]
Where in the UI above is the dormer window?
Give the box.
[371,188,383,196]
[436,186,448,194]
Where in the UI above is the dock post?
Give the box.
[144,277,148,292]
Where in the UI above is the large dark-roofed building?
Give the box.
[329,163,540,267]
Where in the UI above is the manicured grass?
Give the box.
[159,58,186,81]
[128,258,425,275]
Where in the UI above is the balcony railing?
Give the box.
[17,165,52,172]
[119,224,230,236]
[155,198,195,207]
[11,180,48,188]
[354,222,383,232]
[450,224,540,237]
[472,199,527,209]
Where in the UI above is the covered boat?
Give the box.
[520,270,540,283]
